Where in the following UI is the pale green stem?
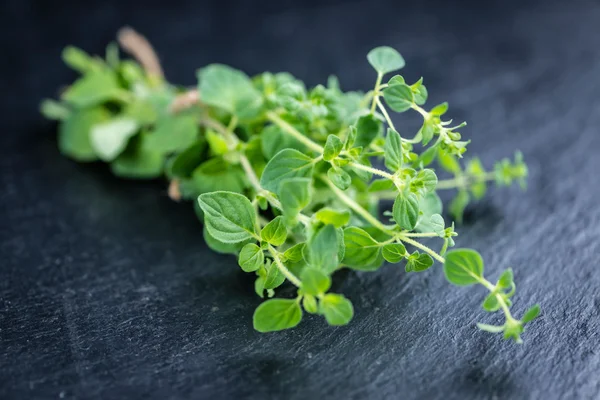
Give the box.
[435,172,496,190]
[376,97,396,132]
[268,245,302,287]
[348,162,395,180]
[266,111,324,153]
[398,235,445,264]
[320,175,396,236]
[370,73,383,113]
[401,232,441,238]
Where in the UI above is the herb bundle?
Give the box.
[42,29,540,342]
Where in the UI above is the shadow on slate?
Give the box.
[1,0,599,399]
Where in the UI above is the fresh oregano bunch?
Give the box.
[41,29,539,342]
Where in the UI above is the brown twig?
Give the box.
[169,89,200,113]
[117,26,164,79]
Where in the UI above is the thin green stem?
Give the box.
[401,232,441,238]
[348,162,395,180]
[411,104,429,118]
[320,175,396,236]
[398,235,445,264]
[266,111,324,153]
[376,97,396,132]
[436,172,496,190]
[268,245,302,287]
[370,73,383,113]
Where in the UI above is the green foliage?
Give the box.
[44,39,538,342]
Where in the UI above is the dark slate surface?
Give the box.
[1,0,599,398]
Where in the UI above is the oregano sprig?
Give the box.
[41,30,540,342]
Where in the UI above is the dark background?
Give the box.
[1,0,599,398]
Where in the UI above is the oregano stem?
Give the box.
[268,245,302,287]
[320,175,396,236]
[397,235,446,264]
[376,97,396,131]
[348,162,395,180]
[370,73,383,113]
[266,111,324,153]
[435,172,496,190]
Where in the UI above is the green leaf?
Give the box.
[406,252,434,272]
[314,208,351,228]
[449,190,470,224]
[429,214,445,237]
[62,70,121,108]
[283,243,306,263]
[323,134,343,161]
[443,249,484,286]
[169,141,206,178]
[264,261,286,289]
[238,243,264,272]
[482,294,501,312]
[253,299,302,332]
[466,157,487,200]
[90,118,139,161]
[383,83,413,113]
[123,100,158,125]
[261,124,306,159]
[110,134,164,179]
[306,224,339,273]
[438,150,462,174]
[278,177,311,224]
[368,179,394,192]
[498,268,514,289]
[430,102,448,116]
[62,46,100,73]
[411,169,438,194]
[349,157,373,182]
[59,107,109,161]
[344,125,357,150]
[260,149,314,193]
[40,99,71,121]
[319,294,354,326]
[327,166,352,190]
[521,304,541,324]
[412,78,428,105]
[301,268,331,295]
[145,115,199,155]
[419,120,435,146]
[197,191,257,243]
[367,46,405,75]
[342,227,383,270]
[355,114,382,148]
[384,128,403,171]
[197,64,263,120]
[192,158,247,194]
[415,192,443,233]
[392,192,419,230]
[261,216,288,246]
[302,295,318,314]
[382,243,407,263]
[203,226,251,255]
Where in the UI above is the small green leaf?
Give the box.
[264,261,286,289]
[278,177,312,225]
[169,141,206,179]
[320,294,354,326]
[197,191,257,243]
[327,166,352,190]
[430,102,448,116]
[412,78,428,105]
[62,70,121,108]
[40,99,71,121]
[392,192,419,230]
[59,107,109,161]
[429,214,445,237]
[323,134,343,161]
[368,179,394,192]
[482,294,501,312]
[498,268,514,289]
[62,46,99,73]
[301,268,331,295]
[198,64,263,120]
[314,208,351,228]
[90,118,139,161]
[260,149,314,193]
[192,158,246,194]
[406,252,434,272]
[110,134,164,179]
[415,192,443,233]
[306,224,339,273]
[383,83,413,113]
[521,304,541,324]
[203,226,251,255]
[384,128,403,171]
[238,243,264,272]
[253,299,302,332]
[449,190,470,224]
[302,295,318,314]
[419,120,435,146]
[261,216,288,246]
[283,243,305,263]
[344,125,357,150]
[342,227,383,270]
[367,46,405,75]
[382,243,407,263]
[412,169,438,193]
[261,124,306,159]
[438,151,462,174]
[145,115,199,155]
[354,114,382,148]
[444,249,484,286]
